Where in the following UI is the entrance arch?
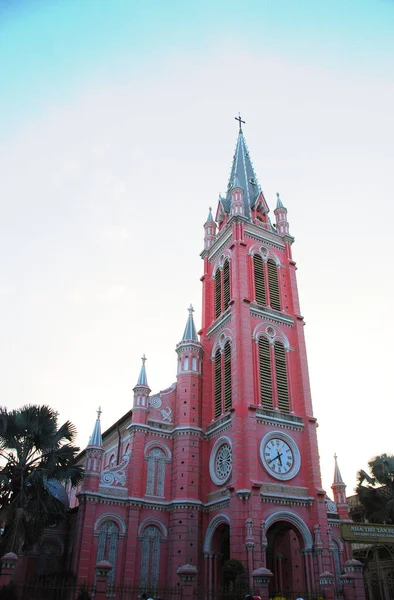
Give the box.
[265,511,312,597]
[203,514,231,592]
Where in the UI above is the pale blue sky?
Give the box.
[1,0,394,495]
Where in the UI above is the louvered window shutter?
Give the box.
[259,337,273,409]
[224,342,232,412]
[267,259,281,310]
[223,261,230,310]
[214,350,222,418]
[274,341,290,413]
[253,255,266,306]
[215,269,222,318]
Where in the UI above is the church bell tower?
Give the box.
[199,116,335,595]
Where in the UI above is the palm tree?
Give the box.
[0,405,84,555]
[356,453,394,524]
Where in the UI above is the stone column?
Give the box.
[251,567,273,600]
[319,571,336,600]
[177,564,198,600]
[0,553,18,587]
[94,559,112,599]
[340,559,366,600]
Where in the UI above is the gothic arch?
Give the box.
[265,511,313,550]
[331,532,344,552]
[211,250,232,278]
[252,322,290,351]
[138,518,168,539]
[248,243,282,266]
[203,513,231,552]
[144,440,172,460]
[94,514,126,536]
[211,329,233,359]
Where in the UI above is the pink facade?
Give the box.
[65,124,357,597]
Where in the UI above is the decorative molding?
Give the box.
[252,321,291,349]
[94,513,127,535]
[251,305,294,327]
[209,436,233,486]
[265,511,313,550]
[244,226,286,250]
[203,513,231,552]
[100,451,130,487]
[256,408,304,431]
[207,309,231,339]
[211,328,233,359]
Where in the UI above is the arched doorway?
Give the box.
[265,512,313,597]
[203,514,231,592]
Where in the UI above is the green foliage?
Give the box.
[356,453,394,524]
[0,404,84,554]
[0,582,18,600]
[222,558,244,582]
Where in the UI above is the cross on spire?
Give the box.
[188,304,194,315]
[97,406,102,420]
[141,354,147,365]
[235,113,245,133]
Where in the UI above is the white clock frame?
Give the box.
[260,431,301,481]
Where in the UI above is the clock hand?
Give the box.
[269,452,283,465]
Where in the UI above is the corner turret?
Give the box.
[132,355,151,424]
[175,305,203,426]
[274,192,290,236]
[204,207,217,250]
[332,453,349,520]
[81,408,104,492]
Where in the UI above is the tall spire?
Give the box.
[222,117,261,220]
[206,207,214,223]
[89,407,103,447]
[181,304,198,342]
[136,354,149,386]
[333,453,344,485]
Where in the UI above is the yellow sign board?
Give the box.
[341,523,394,544]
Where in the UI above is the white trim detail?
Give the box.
[248,243,282,266]
[144,441,172,459]
[138,518,168,539]
[252,322,290,351]
[209,436,233,486]
[203,513,231,552]
[211,329,233,359]
[265,511,313,550]
[94,514,126,535]
[260,431,301,481]
[211,250,232,278]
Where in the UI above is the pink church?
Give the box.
[58,121,364,598]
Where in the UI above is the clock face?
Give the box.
[260,432,301,481]
[264,438,294,475]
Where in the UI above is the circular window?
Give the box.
[209,437,232,486]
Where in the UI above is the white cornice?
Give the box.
[244,226,286,250]
[250,304,294,326]
[207,309,231,338]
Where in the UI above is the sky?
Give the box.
[1,0,394,497]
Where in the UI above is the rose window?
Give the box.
[215,444,232,481]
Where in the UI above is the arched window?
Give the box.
[214,350,222,418]
[267,259,281,310]
[223,260,230,311]
[224,341,232,412]
[274,341,289,413]
[259,337,273,409]
[146,448,166,496]
[215,269,221,319]
[253,254,266,306]
[213,342,232,417]
[139,525,162,590]
[96,521,119,585]
[192,357,197,371]
[214,260,231,319]
[184,356,189,371]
